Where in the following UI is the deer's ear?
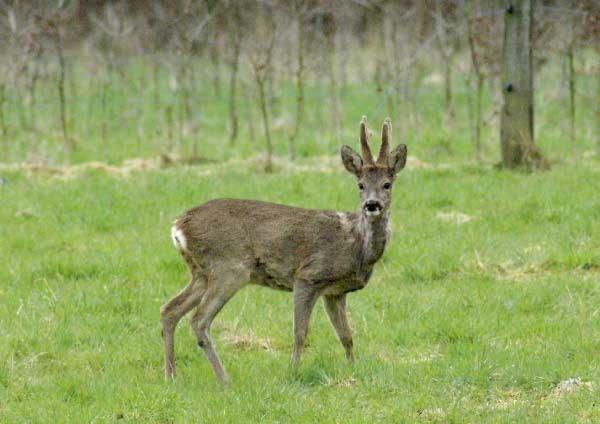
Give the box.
[341,145,362,176]
[389,144,407,176]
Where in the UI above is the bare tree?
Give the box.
[433,1,460,116]
[45,13,74,154]
[91,2,134,158]
[289,0,310,159]
[387,4,428,140]
[0,69,5,158]
[224,4,243,145]
[247,4,277,172]
[169,0,216,159]
[325,9,343,143]
[0,2,14,151]
[465,4,487,161]
[597,51,600,154]
[563,5,586,158]
[0,1,43,156]
[26,41,43,133]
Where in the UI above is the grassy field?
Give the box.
[1,154,599,422]
[0,50,598,422]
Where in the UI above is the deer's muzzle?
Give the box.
[363,200,383,216]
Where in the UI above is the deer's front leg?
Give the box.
[292,282,320,368]
[324,294,354,362]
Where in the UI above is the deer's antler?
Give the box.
[377,118,391,166]
[360,116,374,165]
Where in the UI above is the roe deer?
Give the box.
[161,117,407,383]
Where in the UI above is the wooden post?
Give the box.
[500,0,542,168]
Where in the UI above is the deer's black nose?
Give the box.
[364,200,382,212]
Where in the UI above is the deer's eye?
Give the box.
[358,183,365,191]
[383,182,392,190]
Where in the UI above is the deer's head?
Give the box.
[341,117,407,219]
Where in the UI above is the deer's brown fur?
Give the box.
[160,117,407,383]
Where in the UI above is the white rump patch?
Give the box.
[171,225,187,251]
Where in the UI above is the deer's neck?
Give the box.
[356,211,391,266]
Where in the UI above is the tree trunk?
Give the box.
[434,3,453,114]
[210,39,221,98]
[242,79,257,150]
[338,30,349,92]
[290,12,305,159]
[28,60,40,131]
[475,76,484,160]
[55,35,72,154]
[101,76,109,158]
[597,63,600,153]
[444,58,452,113]
[153,60,161,114]
[0,83,6,159]
[256,75,273,172]
[500,0,545,169]
[467,8,484,160]
[165,105,174,151]
[0,83,5,137]
[267,54,278,116]
[567,44,575,158]
[228,35,241,145]
[380,15,394,117]
[465,73,474,152]
[327,22,342,144]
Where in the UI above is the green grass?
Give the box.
[1,157,599,422]
[1,49,598,422]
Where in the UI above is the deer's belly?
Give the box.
[252,279,294,292]
[249,264,294,292]
[320,266,374,295]
[248,259,374,295]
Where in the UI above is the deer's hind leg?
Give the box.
[190,265,249,384]
[160,272,207,380]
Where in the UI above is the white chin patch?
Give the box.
[365,210,381,218]
[171,226,187,251]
